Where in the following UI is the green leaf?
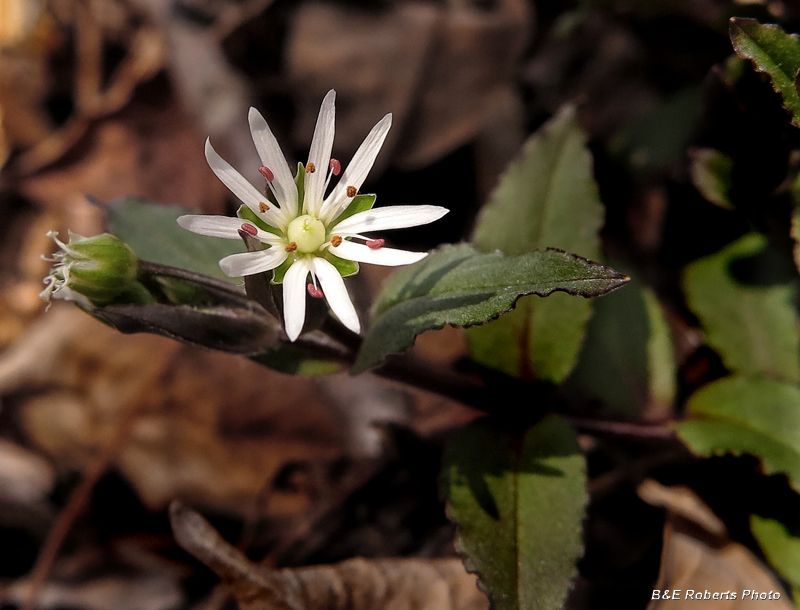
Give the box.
[683,233,799,383]
[567,276,676,418]
[689,148,735,210]
[354,244,628,373]
[730,18,800,128]
[675,376,800,492]
[106,197,243,284]
[443,416,587,610]
[751,515,800,602]
[468,105,605,383]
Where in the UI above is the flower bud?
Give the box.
[40,231,138,308]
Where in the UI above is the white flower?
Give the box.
[178,90,448,342]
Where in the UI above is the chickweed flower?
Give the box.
[178,90,448,341]
[40,231,138,308]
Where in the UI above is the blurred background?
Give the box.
[1,0,800,609]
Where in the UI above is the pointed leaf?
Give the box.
[105,197,242,283]
[443,416,587,610]
[94,303,280,354]
[730,18,800,128]
[675,376,800,492]
[683,233,799,383]
[689,148,735,210]
[354,244,628,373]
[468,105,604,383]
[568,277,676,418]
[751,515,800,602]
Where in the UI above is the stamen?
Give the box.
[259,202,270,213]
[258,166,274,182]
[241,223,258,236]
[329,159,341,176]
[331,235,343,247]
[307,283,324,298]
[367,239,385,249]
[306,163,316,173]
[285,242,298,252]
[346,186,357,198]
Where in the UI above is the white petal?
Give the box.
[283,259,311,341]
[330,240,428,266]
[332,205,448,235]
[312,257,360,334]
[304,90,336,216]
[219,248,288,277]
[205,139,287,230]
[248,107,298,217]
[177,215,284,246]
[321,113,392,223]
[177,215,244,239]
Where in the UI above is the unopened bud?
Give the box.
[40,231,138,308]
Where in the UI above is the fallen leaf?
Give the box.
[169,501,489,610]
[639,480,792,610]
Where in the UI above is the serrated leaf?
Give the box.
[468,105,605,383]
[689,148,735,209]
[106,197,243,284]
[751,515,800,604]
[730,18,800,128]
[568,277,676,418]
[683,233,799,383]
[443,416,587,610]
[675,376,800,492]
[354,244,628,373]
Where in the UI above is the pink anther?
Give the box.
[307,283,324,298]
[258,166,274,182]
[329,158,342,176]
[241,223,258,236]
[366,239,385,249]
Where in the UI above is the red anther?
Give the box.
[366,239,385,249]
[258,166,274,182]
[307,283,324,298]
[329,158,341,176]
[241,223,258,235]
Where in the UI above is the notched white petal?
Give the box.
[312,257,360,334]
[333,205,448,235]
[330,240,428,266]
[322,113,392,222]
[205,138,287,230]
[283,259,311,341]
[304,90,336,216]
[177,215,244,239]
[219,249,288,277]
[248,107,298,216]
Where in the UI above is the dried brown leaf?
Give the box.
[170,502,488,610]
[640,481,792,609]
[0,306,343,516]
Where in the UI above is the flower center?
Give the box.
[286,215,326,253]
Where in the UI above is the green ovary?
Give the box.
[286,215,326,253]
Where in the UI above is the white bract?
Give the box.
[178,90,448,341]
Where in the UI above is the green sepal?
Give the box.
[295,162,306,206]
[236,205,281,237]
[332,194,377,225]
[271,256,295,284]
[323,250,359,278]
